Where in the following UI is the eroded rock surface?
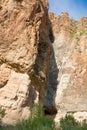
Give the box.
[0,0,50,124]
[46,12,87,123]
[1,0,87,125]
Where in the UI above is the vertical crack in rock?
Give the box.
[44,19,58,115]
[0,0,51,125]
[48,12,87,123]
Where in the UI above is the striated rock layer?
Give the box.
[0,0,51,124]
[46,12,87,123]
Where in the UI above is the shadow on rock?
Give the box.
[44,18,59,115]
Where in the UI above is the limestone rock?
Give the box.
[46,12,87,123]
[0,0,50,124]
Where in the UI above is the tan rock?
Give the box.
[0,0,50,124]
[46,12,87,123]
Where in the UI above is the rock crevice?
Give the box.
[0,0,51,124]
[47,12,87,123]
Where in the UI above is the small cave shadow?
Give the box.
[44,18,59,116]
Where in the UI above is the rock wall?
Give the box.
[46,12,87,123]
[0,0,51,124]
[1,0,87,125]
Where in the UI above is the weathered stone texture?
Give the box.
[1,0,87,125]
[46,12,87,123]
[0,0,50,124]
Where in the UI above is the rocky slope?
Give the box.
[0,0,87,125]
[46,12,87,123]
[0,0,51,124]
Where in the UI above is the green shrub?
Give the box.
[0,108,5,127]
[0,108,5,118]
[0,104,56,130]
[60,115,87,130]
[60,115,80,130]
[80,30,86,36]
[70,32,76,38]
[15,104,55,130]
[1,107,87,130]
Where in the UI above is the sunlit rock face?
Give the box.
[1,0,87,125]
[46,12,87,123]
[0,0,51,124]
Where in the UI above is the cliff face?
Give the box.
[0,0,87,125]
[46,12,87,122]
[0,0,51,124]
